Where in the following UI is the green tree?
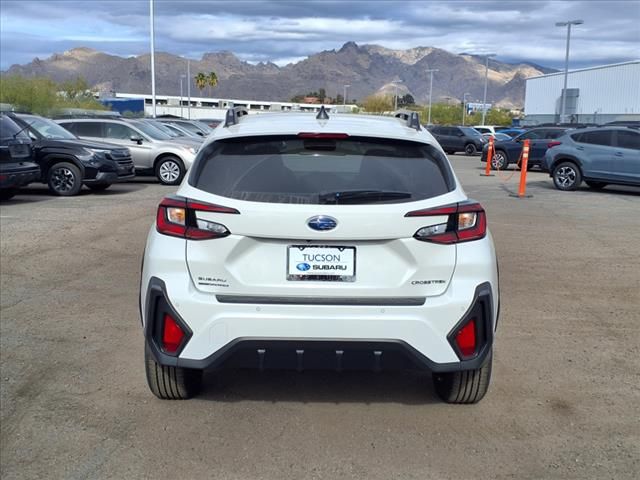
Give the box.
[207,71,218,97]
[318,88,326,103]
[398,94,415,107]
[194,73,207,94]
[59,76,90,100]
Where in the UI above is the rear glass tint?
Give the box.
[190,135,455,204]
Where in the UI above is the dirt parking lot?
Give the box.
[1,156,639,479]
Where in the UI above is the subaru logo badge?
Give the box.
[296,263,311,272]
[307,216,337,231]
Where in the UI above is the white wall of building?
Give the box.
[524,61,640,117]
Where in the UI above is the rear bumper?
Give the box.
[143,277,496,373]
[0,163,41,189]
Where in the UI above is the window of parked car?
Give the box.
[104,122,138,140]
[615,130,640,150]
[128,120,171,141]
[191,136,455,205]
[517,130,542,140]
[0,115,30,141]
[572,130,614,146]
[22,116,76,140]
[66,122,102,138]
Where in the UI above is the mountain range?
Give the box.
[2,42,557,108]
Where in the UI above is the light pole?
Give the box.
[393,80,403,110]
[556,19,583,123]
[179,74,186,118]
[149,0,156,118]
[343,84,350,106]
[481,53,496,125]
[187,59,191,119]
[426,68,438,125]
[462,92,471,125]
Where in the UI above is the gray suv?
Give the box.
[544,127,640,191]
[57,118,198,185]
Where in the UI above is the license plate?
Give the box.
[287,245,356,281]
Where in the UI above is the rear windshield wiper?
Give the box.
[318,189,412,204]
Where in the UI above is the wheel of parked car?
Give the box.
[491,151,508,170]
[464,143,477,156]
[87,184,111,192]
[585,181,607,190]
[552,161,582,191]
[432,351,492,404]
[0,188,18,201]
[145,344,202,399]
[47,162,83,196]
[445,150,455,155]
[155,156,185,186]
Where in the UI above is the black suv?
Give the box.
[481,127,570,170]
[0,115,41,201]
[428,126,486,155]
[11,113,135,196]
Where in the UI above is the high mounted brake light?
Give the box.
[406,201,487,244]
[297,133,349,139]
[156,196,238,240]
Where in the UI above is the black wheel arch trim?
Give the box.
[550,155,583,175]
[143,277,496,373]
[41,154,86,177]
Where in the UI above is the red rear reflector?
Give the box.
[547,141,562,148]
[297,132,349,139]
[162,314,184,354]
[455,319,476,357]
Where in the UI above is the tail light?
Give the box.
[547,141,562,148]
[162,313,185,354]
[406,201,487,244]
[156,195,239,240]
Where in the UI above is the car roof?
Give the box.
[211,113,435,143]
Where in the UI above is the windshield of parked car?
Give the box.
[191,135,455,204]
[172,121,205,135]
[128,120,172,140]
[461,127,482,137]
[145,121,179,137]
[22,116,76,140]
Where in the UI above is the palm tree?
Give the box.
[207,71,218,97]
[194,72,207,95]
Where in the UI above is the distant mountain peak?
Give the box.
[1,43,551,108]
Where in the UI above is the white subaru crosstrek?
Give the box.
[140,108,499,404]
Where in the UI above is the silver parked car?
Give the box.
[543,127,640,191]
[56,118,198,185]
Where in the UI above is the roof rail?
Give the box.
[224,106,249,128]
[394,110,421,131]
[316,105,330,120]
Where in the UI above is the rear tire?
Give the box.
[585,181,607,190]
[145,344,202,400]
[47,162,82,196]
[464,143,477,156]
[155,156,185,186]
[552,161,582,191]
[432,352,492,404]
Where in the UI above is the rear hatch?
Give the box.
[182,134,463,300]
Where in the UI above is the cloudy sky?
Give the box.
[1,0,638,70]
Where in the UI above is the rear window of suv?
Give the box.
[190,135,455,204]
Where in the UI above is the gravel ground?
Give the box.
[1,157,639,479]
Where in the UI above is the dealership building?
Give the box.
[523,60,640,125]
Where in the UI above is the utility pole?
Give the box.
[481,54,496,125]
[149,0,156,118]
[462,93,471,125]
[187,59,191,120]
[179,74,186,118]
[343,84,350,106]
[426,69,438,125]
[556,19,583,123]
[393,80,403,110]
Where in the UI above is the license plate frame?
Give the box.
[287,245,356,282]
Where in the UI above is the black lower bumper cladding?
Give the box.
[144,278,495,374]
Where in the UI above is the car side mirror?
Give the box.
[458,133,465,137]
[130,136,143,145]
[196,131,204,137]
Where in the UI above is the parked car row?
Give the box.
[478,124,639,190]
[0,112,219,200]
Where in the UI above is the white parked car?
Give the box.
[140,108,500,403]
